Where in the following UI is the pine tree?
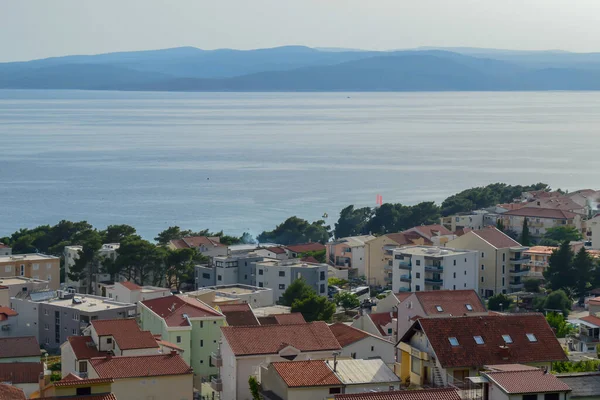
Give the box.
[573,247,594,300]
[520,218,531,246]
[544,241,575,291]
[496,219,505,231]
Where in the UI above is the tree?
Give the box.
[101,224,137,243]
[68,228,103,290]
[248,376,261,400]
[544,241,575,291]
[553,360,600,373]
[165,248,198,289]
[546,312,573,338]
[154,226,192,246]
[115,237,166,285]
[487,293,513,311]
[543,289,572,317]
[544,226,583,243]
[291,294,336,322]
[334,205,372,238]
[298,249,326,263]
[334,291,360,311]
[257,217,331,245]
[520,218,531,246]
[279,278,314,307]
[523,278,541,293]
[328,277,349,288]
[573,247,594,300]
[496,219,505,231]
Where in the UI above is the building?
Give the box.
[0,306,19,336]
[566,314,600,353]
[557,371,600,399]
[0,276,49,299]
[218,322,342,400]
[105,281,171,304]
[326,235,376,277]
[138,295,225,387]
[402,225,456,247]
[397,313,568,388]
[64,245,83,291]
[334,388,462,400]
[189,284,274,308]
[64,244,120,295]
[260,359,401,400]
[441,211,488,233]
[284,243,326,258]
[0,254,60,290]
[479,364,571,400]
[0,285,8,308]
[254,246,289,260]
[394,289,487,340]
[0,362,44,397]
[499,208,582,239]
[168,236,228,258]
[588,215,600,250]
[351,312,397,343]
[0,244,11,256]
[391,246,478,294]
[373,292,412,314]
[522,195,588,216]
[0,383,26,400]
[11,291,136,349]
[329,322,396,365]
[257,312,306,325]
[38,374,116,400]
[446,227,529,297]
[254,259,328,302]
[0,336,41,363]
[195,253,266,288]
[217,303,260,326]
[523,246,557,278]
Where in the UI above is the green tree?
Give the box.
[101,224,137,243]
[543,289,572,317]
[257,217,331,245]
[520,218,531,246]
[298,249,326,263]
[487,293,513,311]
[116,237,166,285]
[328,277,349,288]
[544,226,583,243]
[334,205,373,238]
[496,219,505,231]
[68,228,103,291]
[165,248,198,289]
[573,247,594,300]
[280,278,314,307]
[546,312,574,338]
[552,360,600,373]
[154,226,192,246]
[523,278,541,293]
[544,241,575,291]
[248,376,261,400]
[334,291,360,311]
[291,294,336,322]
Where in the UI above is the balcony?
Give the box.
[509,282,524,290]
[211,377,223,392]
[400,275,411,283]
[398,287,411,292]
[384,275,393,283]
[384,263,393,271]
[509,268,530,277]
[425,278,443,285]
[424,265,443,272]
[211,352,222,367]
[398,261,412,270]
[509,258,529,265]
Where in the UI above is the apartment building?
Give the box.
[447,227,529,297]
[0,244,11,256]
[499,208,582,239]
[195,253,265,288]
[254,259,328,302]
[402,224,456,246]
[0,254,59,290]
[105,281,171,304]
[168,236,229,258]
[441,211,488,232]
[391,246,478,294]
[189,284,274,308]
[523,246,556,278]
[64,244,118,295]
[0,277,49,298]
[326,235,376,277]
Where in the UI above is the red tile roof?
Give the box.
[405,224,452,239]
[414,290,487,316]
[54,376,115,387]
[394,292,412,302]
[484,369,571,394]
[405,314,567,369]
[329,322,382,347]
[118,281,141,291]
[300,256,320,263]
[335,388,462,400]
[141,295,222,327]
[471,227,522,249]
[221,321,341,356]
[39,395,116,400]
[0,383,26,400]
[285,243,325,253]
[0,336,40,359]
[485,364,539,372]
[0,362,43,384]
[368,312,396,336]
[264,246,287,254]
[271,360,342,387]
[503,208,577,220]
[0,243,9,249]
[91,319,159,350]
[385,233,432,246]
[0,307,17,321]
[257,316,278,325]
[89,353,192,379]
[169,236,224,249]
[274,313,306,325]
[67,336,109,360]
[219,303,260,326]
[580,315,600,327]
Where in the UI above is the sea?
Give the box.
[1,90,600,241]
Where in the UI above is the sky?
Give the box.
[1,0,600,62]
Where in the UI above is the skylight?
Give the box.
[502,334,513,344]
[465,304,473,311]
[436,306,444,312]
[448,337,459,346]
[526,333,537,342]
[474,336,484,345]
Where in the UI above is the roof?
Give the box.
[0,336,39,358]
[271,360,342,387]
[484,369,571,394]
[0,307,17,317]
[169,236,224,249]
[394,292,412,302]
[580,315,600,327]
[273,313,306,325]
[91,319,159,350]
[335,388,462,400]
[502,208,578,220]
[264,246,287,254]
[0,383,26,400]
[218,303,260,326]
[38,395,116,400]
[300,256,320,263]
[285,243,325,253]
[329,323,378,347]
[557,372,600,398]
[0,243,9,249]
[524,246,556,255]
[67,336,110,360]
[221,321,341,356]
[329,359,400,385]
[368,312,396,336]
[470,227,522,249]
[0,362,43,384]
[414,290,487,316]
[485,364,539,372]
[523,196,585,213]
[141,295,222,327]
[334,236,377,247]
[405,224,453,239]
[54,375,115,387]
[404,314,568,368]
[117,281,141,291]
[89,353,192,379]
[384,233,432,246]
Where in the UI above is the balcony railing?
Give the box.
[211,352,222,367]
[211,377,223,392]
[425,278,443,285]
[509,257,529,265]
[509,282,524,290]
[424,265,443,272]
[400,275,411,282]
[509,268,531,277]
[398,260,412,269]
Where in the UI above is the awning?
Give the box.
[569,319,600,329]
[467,376,489,384]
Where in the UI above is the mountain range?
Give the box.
[3,46,600,91]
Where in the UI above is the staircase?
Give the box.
[432,366,444,387]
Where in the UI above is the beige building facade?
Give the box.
[0,254,59,290]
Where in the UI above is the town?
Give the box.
[2,184,600,399]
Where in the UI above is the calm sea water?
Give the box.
[1,90,600,240]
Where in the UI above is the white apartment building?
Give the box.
[254,259,328,303]
[391,246,478,294]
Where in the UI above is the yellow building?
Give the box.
[0,254,60,290]
[39,374,115,399]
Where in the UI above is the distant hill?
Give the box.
[3,46,600,91]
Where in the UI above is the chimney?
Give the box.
[170,350,177,356]
[498,345,510,360]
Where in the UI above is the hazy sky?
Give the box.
[2,0,600,62]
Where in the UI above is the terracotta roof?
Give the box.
[0,307,17,317]
[523,196,585,213]
[54,376,115,387]
[405,224,452,239]
[0,336,39,358]
[471,227,522,249]
[414,290,487,316]
[394,292,412,302]
[156,339,184,352]
[485,364,540,372]
[502,208,577,220]
[274,313,306,325]
[0,362,43,384]
[368,312,396,336]
[39,395,116,400]
[117,281,141,291]
[67,336,109,360]
[524,246,556,255]
[0,244,9,249]
[91,319,159,350]
[219,303,260,326]
[264,246,287,254]
[485,369,571,394]
[221,321,341,356]
[580,315,600,327]
[257,316,278,325]
[335,388,462,400]
[405,314,567,368]
[271,360,342,387]
[89,353,192,379]
[141,295,222,327]
[329,322,385,347]
[300,256,320,263]
[385,233,432,246]
[169,236,224,249]
[0,383,26,400]
[169,239,188,249]
[285,243,325,253]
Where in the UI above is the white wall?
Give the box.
[353,246,367,277]
[340,336,396,365]
[9,297,39,339]
[345,382,401,393]
[60,342,77,377]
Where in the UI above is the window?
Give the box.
[502,265,505,274]
[526,333,537,342]
[44,309,49,316]
[79,361,87,373]
[466,304,473,311]
[448,337,459,346]
[416,260,421,266]
[453,260,456,266]
[481,276,484,283]
[73,313,79,321]
[481,265,485,271]
[200,321,203,328]
[279,284,285,290]
[464,283,466,288]
[464,270,466,275]
[544,395,559,400]
[258,282,263,288]
[46,263,52,269]
[411,356,421,374]
[329,388,342,395]
[4,266,11,272]
[200,340,203,347]
[502,334,513,344]
[217,275,222,281]
[474,336,484,344]
[502,277,505,286]
[244,275,247,280]
[371,346,374,351]
[45,338,50,345]
[33,263,39,270]
[176,336,181,343]
[415,285,420,291]
[481,252,485,258]
[320,271,326,280]
[453,272,456,278]
[436,306,443,312]
[453,285,456,290]
[502,254,506,262]
[106,338,112,344]
[44,324,49,330]
[202,273,210,279]
[350,352,357,359]
[522,395,537,400]
[320,284,325,294]
[72,329,77,334]
[416,272,421,279]
[258,269,263,275]
[388,328,392,334]
[279,271,285,277]
[76,387,92,396]
[20,265,24,276]
[47,275,52,281]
